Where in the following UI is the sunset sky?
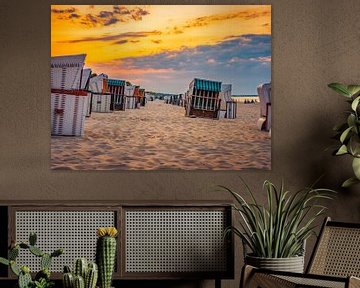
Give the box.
[51,5,271,94]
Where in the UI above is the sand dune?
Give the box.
[51,101,271,170]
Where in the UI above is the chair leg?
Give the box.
[240,265,255,288]
[215,278,221,288]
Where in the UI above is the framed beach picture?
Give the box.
[50,5,271,170]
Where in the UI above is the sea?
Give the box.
[231,95,259,103]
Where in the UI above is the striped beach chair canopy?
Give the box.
[107,79,126,86]
[192,78,222,92]
[51,54,86,90]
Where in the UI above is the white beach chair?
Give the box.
[257,83,271,131]
[51,54,88,136]
[51,54,86,90]
[91,93,112,113]
[51,90,88,136]
[125,85,136,109]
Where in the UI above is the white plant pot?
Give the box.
[245,254,305,273]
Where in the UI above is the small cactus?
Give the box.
[18,269,32,288]
[85,263,98,288]
[74,275,85,288]
[96,227,118,288]
[51,248,64,258]
[10,260,20,276]
[74,258,87,279]
[19,243,30,249]
[35,268,50,281]
[0,232,63,288]
[41,253,52,270]
[29,245,44,257]
[29,232,37,246]
[63,259,98,288]
[63,272,74,288]
[9,246,19,260]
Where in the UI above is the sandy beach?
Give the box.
[51,101,271,170]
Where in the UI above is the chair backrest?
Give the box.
[307,217,360,278]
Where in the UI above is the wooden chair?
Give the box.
[241,217,360,288]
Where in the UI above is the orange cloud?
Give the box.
[174,8,270,32]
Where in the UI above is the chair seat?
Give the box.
[277,274,346,288]
[243,265,360,288]
[241,218,360,288]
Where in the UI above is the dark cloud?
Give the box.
[69,13,80,19]
[117,34,271,72]
[82,14,98,26]
[98,11,113,18]
[95,34,271,94]
[63,30,162,43]
[113,5,130,15]
[152,40,162,44]
[52,6,151,27]
[51,7,76,14]
[115,40,128,45]
[104,17,118,26]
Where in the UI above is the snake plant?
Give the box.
[328,83,360,187]
[222,179,335,258]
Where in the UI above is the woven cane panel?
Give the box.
[15,211,115,272]
[310,226,360,277]
[277,275,345,288]
[125,210,227,273]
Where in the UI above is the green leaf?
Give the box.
[352,157,360,179]
[328,83,351,97]
[10,261,20,276]
[336,144,348,155]
[342,177,360,188]
[340,126,353,143]
[0,257,9,266]
[349,135,360,157]
[347,114,356,128]
[347,85,360,97]
[351,96,360,111]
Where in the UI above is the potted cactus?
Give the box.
[63,258,98,288]
[96,227,118,288]
[0,232,63,288]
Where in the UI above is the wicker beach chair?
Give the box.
[241,217,360,288]
[51,54,86,90]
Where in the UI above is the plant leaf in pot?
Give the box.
[221,179,335,273]
[328,82,360,187]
